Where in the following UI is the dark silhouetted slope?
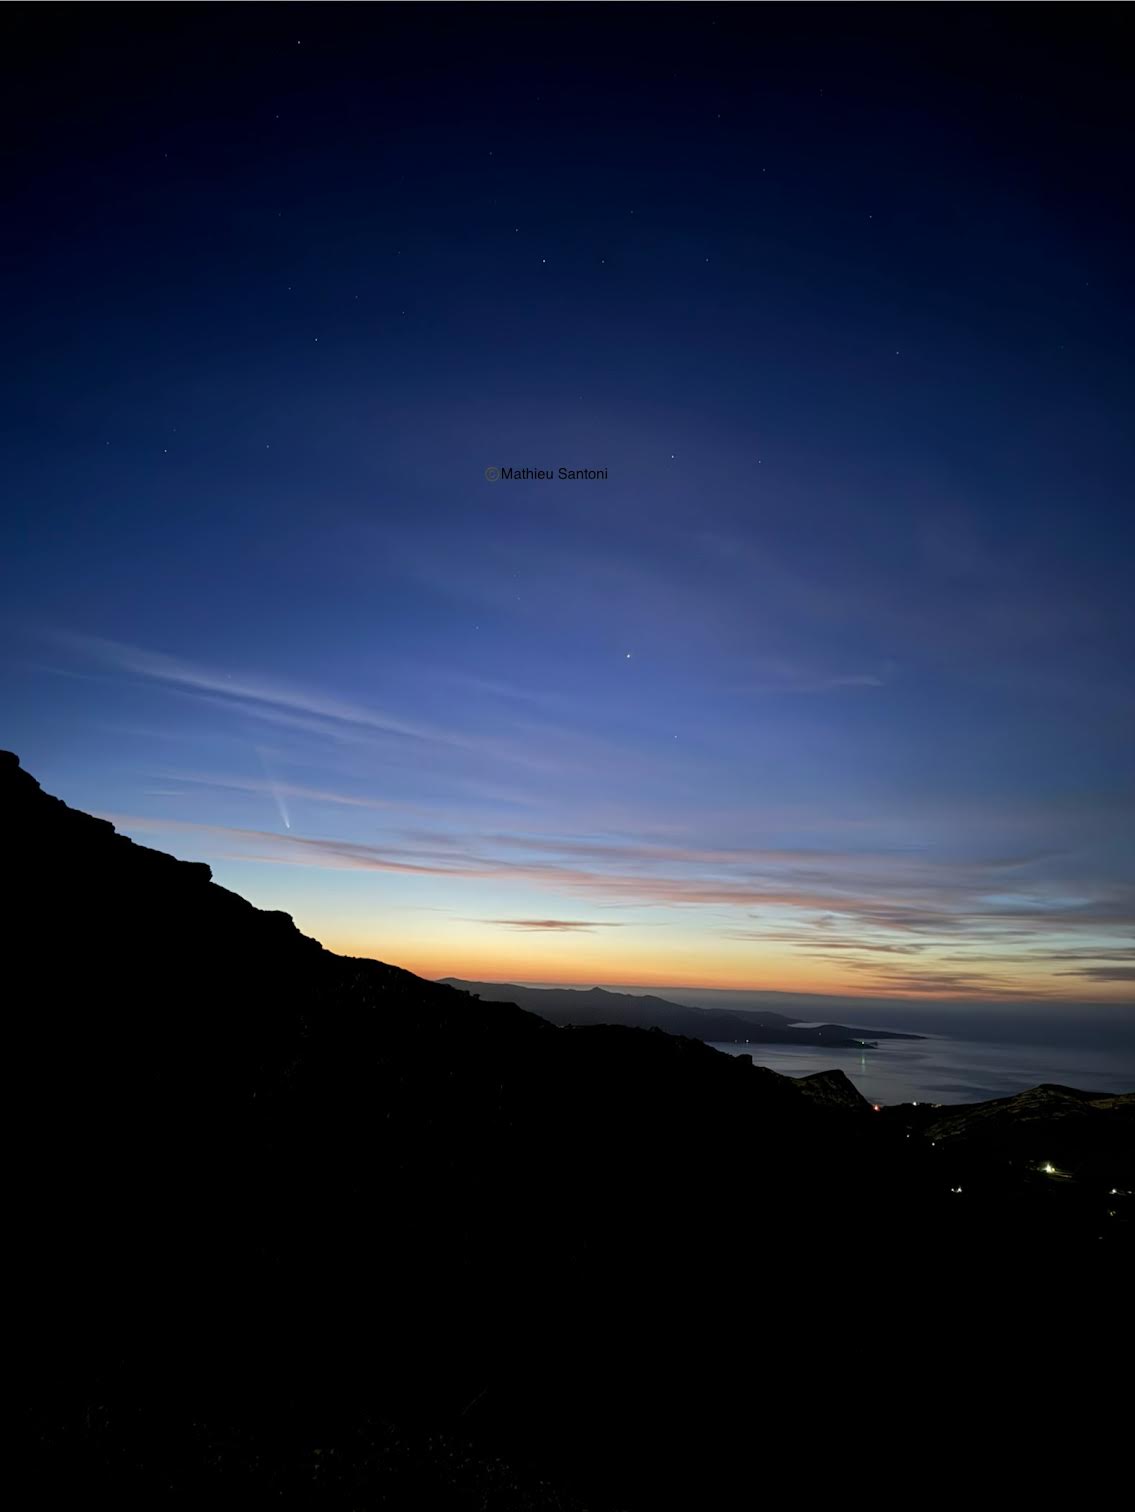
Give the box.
[7,753,1131,1508]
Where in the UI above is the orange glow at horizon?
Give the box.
[314,924,1131,1002]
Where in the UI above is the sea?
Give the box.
[707,1033,1135,1106]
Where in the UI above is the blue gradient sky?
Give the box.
[3,8,1132,1013]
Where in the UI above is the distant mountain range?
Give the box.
[439,978,924,1047]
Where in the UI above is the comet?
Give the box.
[255,746,291,830]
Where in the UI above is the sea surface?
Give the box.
[707,1033,1135,1106]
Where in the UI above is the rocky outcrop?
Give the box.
[793,1068,874,1113]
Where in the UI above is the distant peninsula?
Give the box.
[438,978,924,1048]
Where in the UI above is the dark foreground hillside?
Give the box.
[7,753,1131,1508]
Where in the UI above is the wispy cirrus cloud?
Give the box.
[54,631,457,746]
[725,657,893,696]
[482,918,626,933]
[158,770,424,814]
[100,810,1129,922]
[1055,965,1135,983]
[50,630,651,786]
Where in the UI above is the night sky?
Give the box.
[3,7,1132,1014]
